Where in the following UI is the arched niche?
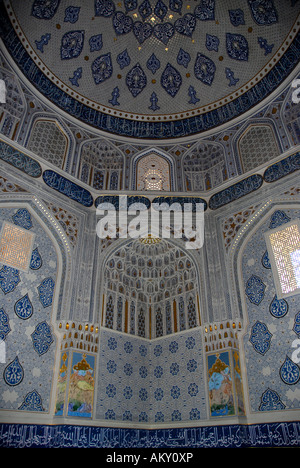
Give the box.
[99,237,202,340]
[131,149,176,191]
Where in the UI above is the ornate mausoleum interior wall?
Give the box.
[0,0,300,448]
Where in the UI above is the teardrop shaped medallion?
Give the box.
[269,294,288,318]
[3,356,24,386]
[280,355,300,385]
[30,247,42,270]
[14,294,33,320]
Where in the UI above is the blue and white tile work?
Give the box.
[97,328,207,424]
[0,207,57,413]
[1,421,300,448]
[241,208,300,414]
[2,0,300,139]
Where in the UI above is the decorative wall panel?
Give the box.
[97,327,206,424]
[241,208,300,413]
[0,206,57,413]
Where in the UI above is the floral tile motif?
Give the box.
[38,277,55,308]
[229,9,245,26]
[31,321,54,356]
[161,63,182,97]
[0,308,10,340]
[61,30,85,60]
[268,210,291,229]
[146,53,160,74]
[31,0,60,20]
[249,321,272,355]
[94,0,115,17]
[226,33,249,61]
[117,49,131,69]
[137,0,151,20]
[133,21,152,44]
[153,23,174,45]
[261,250,271,269]
[293,311,300,336]
[91,53,113,84]
[258,388,285,411]
[64,6,81,24]
[205,34,219,52]
[89,34,103,52]
[194,0,215,20]
[126,63,147,97]
[269,295,288,318]
[12,208,32,230]
[154,0,168,20]
[177,48,191,69]
[113,11,133,34]
[69,67,82,86]
[169,0,182,14]
[18,390,44,411]
[30,248,42,270]
[14,294,33,320]
[175,13,196,37]
[194,53,216,85]
[0,266,20,295]
[245,275,266,305]
[248,0,278,25]
[3,356,24,386]
[35,33,51,53]
[279,356,300,385]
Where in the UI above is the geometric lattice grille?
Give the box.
[28,120,68,168]
[239,125,279,173]
[0,222,35,272]
[266,220,300,297]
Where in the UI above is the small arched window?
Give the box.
[136,153,171,191]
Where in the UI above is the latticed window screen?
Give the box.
[27,120,68,168]
[238,125,279,173]
[265,220,300,298]
[0,222,35,272]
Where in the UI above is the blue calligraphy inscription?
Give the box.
[43,170,93,207]
[0,422,299,447]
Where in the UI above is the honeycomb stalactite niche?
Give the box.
[137,154,171,191]
[102,238,201,339]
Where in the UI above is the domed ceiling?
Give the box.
[2,0,300,139]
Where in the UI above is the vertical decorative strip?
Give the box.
[54,351,69,416]
[101,294,105,326]
[173,299,177,333]
[124,299,128,334]
[197,294,201,325]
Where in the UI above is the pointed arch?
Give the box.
[131,149,176,191]
[25,115,73,171]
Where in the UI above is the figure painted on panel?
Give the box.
[208,352,235,416]
[67,353,95,418]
